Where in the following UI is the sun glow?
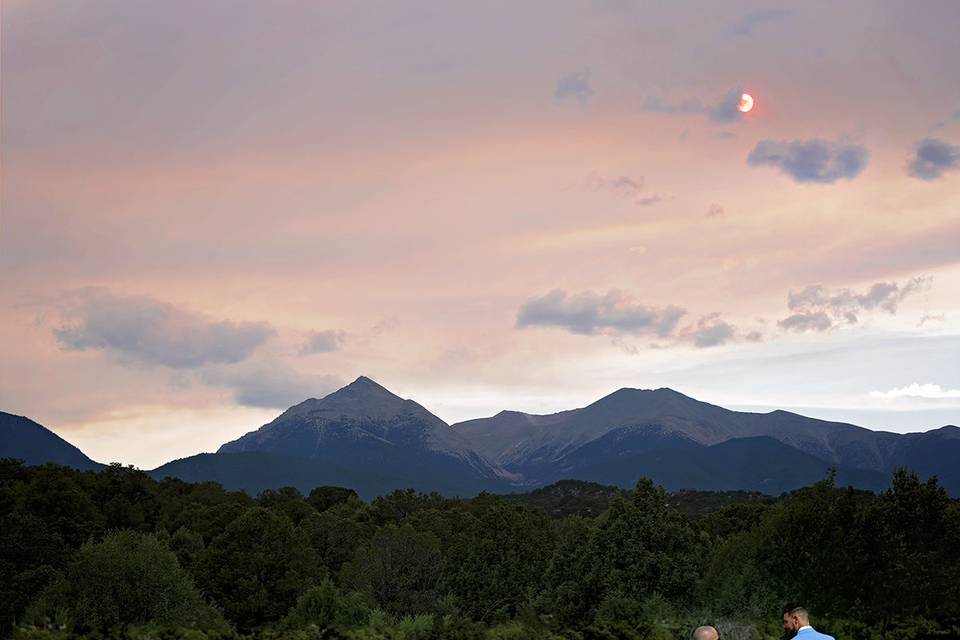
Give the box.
[737,93,754,113]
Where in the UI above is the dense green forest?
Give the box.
[2,459,958,640]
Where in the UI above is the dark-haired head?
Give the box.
[781,603,810,636]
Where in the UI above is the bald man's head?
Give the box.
[693,625,719,640]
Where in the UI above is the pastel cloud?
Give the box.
[779,277,931,332]
[747,139,869,183]
[53,290,275,368]
[908,138,960,180]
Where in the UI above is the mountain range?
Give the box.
[3,376,958,499]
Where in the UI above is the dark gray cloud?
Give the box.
[642,87,745,123]
[555,69,593,104]
[53,291,275,368]
[516,289,685,336]
[516,289,742,349]
[299,329,347,355]
[730,9,792,37]
[779,277,931,332]
[908,138,960,180]
[202,363,342,409]
[747,139,869,183]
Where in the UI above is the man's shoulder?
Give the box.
[799,629,835,640]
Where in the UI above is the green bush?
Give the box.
[22,531,226,633]
[281,579,373,630]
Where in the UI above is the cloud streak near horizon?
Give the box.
[870,383,960,400]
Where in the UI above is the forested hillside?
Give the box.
[2,459,958,640]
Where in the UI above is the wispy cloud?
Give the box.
[908,138,960,180]
[779,277,931,332]
[918,313,946,327]
[748,138,869,183]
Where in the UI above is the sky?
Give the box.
[2,0,959,469]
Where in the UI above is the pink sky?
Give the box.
[2,1,959,467]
